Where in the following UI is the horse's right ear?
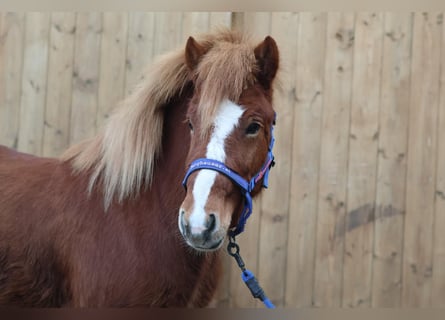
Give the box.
[185,36,206,71]
[254,36,279,90]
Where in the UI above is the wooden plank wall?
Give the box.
[1,12,445,308]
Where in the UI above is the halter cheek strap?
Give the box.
[181,115,276,237]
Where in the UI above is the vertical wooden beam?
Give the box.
[18,12,50,156]
[125,12,156,96]
[313,12,355,307]
[342,12,384,308]
[70,13,102,145]
[209,12,232,30]
[286,12,327,307]
[255,12,299,308]
[231,12,244,32]
[372,13,412,307]
[42,12,76,157]
[153,13,183,57]
[182,12,210,41]
[432,12,445,307]
[96,13,128,129]
[403,12,442,307]
[0,13,25,149]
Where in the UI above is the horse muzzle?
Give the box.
[178,208,226,252]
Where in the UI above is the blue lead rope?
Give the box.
[227,236,275,309]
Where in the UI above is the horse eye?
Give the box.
[188,120,194,132]
[245,123,261,136]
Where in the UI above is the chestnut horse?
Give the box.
[0,30,279,307]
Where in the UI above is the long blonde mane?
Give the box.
[62,29,258,208]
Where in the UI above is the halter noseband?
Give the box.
[182,114,276,237]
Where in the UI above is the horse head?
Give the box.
[179,34,279,252]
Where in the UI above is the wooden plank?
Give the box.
[42,12,76,157]
[402,12,442,307]
[182,12,210,40]
[227,12,271,308]
[209,12,232,30]
[153,13,183,56]
[69,13,102,145]
[181,12,232,39]
[286,12,327,307]
[312,12,355,307]
[371,13,412,307]
[96,13,128,129]
[124,12,155,96]
[17,12,50,156]
[231,12,244,31]
[342,12,384,308]
[432,12,445,307]
[0,13,25,149]
[252,12,299,308]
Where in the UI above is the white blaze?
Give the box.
[188,100,244,233]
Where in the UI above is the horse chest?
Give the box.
[67,227,221,307]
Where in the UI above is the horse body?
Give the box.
[0,95,219,307]
[0,30,279,307]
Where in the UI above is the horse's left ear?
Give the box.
[185,36,207,71]
[254,36,279,90]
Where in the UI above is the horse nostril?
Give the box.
[179,210,190,236]
[207,214,217,233]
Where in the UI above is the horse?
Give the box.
[0,29,279,307]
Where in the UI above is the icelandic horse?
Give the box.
[0,30,279,307]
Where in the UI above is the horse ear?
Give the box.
[254,36,279,90]
[185,36,206,71]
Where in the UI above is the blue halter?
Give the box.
[182,115,276,237]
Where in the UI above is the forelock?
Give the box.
[193,33,258,134]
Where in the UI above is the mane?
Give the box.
[61,29,258,208]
